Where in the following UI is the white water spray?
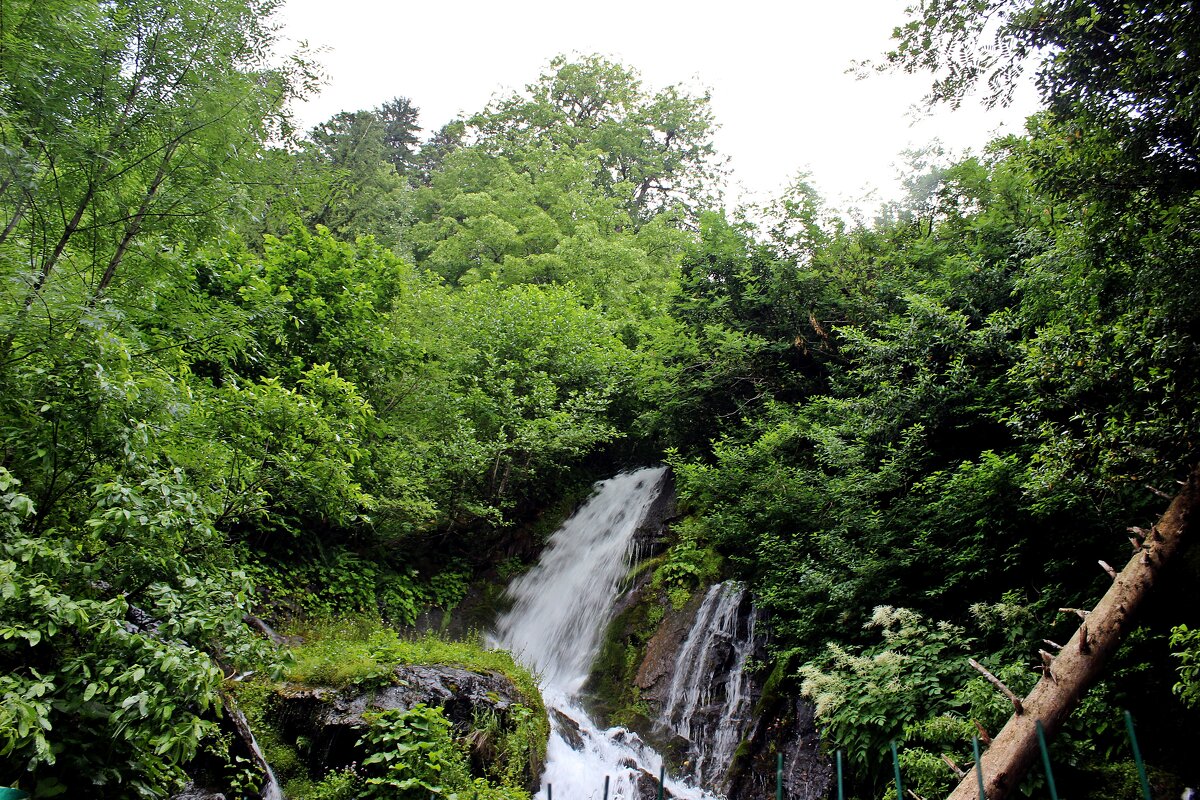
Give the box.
[492,467,716,800]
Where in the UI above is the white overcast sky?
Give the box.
[276,0,1040,213]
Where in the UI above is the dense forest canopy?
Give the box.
[1,0,1198,797]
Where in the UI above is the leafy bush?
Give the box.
[307,768,365,800]
[651,519,722,611]
[358,704,473,799]
[1170,624,1200,709]
[0,467,279,797]
[246,552,470,626]
[798,608,972,783]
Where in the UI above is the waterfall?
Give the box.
[492,467,715,800]
[658,582,758,791]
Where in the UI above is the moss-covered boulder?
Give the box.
[270,664,539,784]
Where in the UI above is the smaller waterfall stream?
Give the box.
[227,703,283,800]
[658,582,758,791]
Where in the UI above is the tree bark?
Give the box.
[948,464,1200,800]
[94,140,179,297]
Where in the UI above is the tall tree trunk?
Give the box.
[94,140,178,297]
[948,465,1200,800]
[0,196,26,246]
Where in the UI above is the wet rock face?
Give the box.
[551,708,586,752]
[630,471,678,558]
[634,591,705,704]
[596,576,831,800]
[633,767,682,800]
[271,664,528,778]
[727,699,830,800]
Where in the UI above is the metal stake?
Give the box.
[973,735,986,800]
[836,750,844,800]
[891,741,904,800]
[1035,721,1059,800]
[1124,711,1153,800]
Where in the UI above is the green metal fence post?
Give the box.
[777,751,784,800]
[1124,710,1153,800]
[1035,721,1060,800]
[657,764,665,800]
[891,741,904,800]
[836,750,844,800]
[973,735,986,800]
[547,783,552,800]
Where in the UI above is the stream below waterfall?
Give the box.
[491,467,754,800]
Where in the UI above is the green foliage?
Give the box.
[180,364,375,531]
[284,621,544,720]
[798,608,972,774]
[886,0,1200,197]
[245,552,458,625]
[651,520,722,612]
[388,279,636,529]
[0,0,311,356]
[305,768,366,800]
[359,704,473,799]
[469,54,722,221]
[0,466,279,796]
[5,0,1200,790]
[1170,625,1200,709]
[637,209,830,450]
[408,141,687,318]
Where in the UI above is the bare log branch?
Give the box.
[1146,484,1173,500]
[942,755,967,779]
[1099,560,1118,579]
[969,658,1024,713]
[1038,649,1056,681]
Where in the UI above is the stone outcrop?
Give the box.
[270,664,537,785]
[170,786,227,800]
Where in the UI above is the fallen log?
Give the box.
[947,465,1200,800]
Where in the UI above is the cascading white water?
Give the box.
[658,582,758,791]
[492,467,715,800]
